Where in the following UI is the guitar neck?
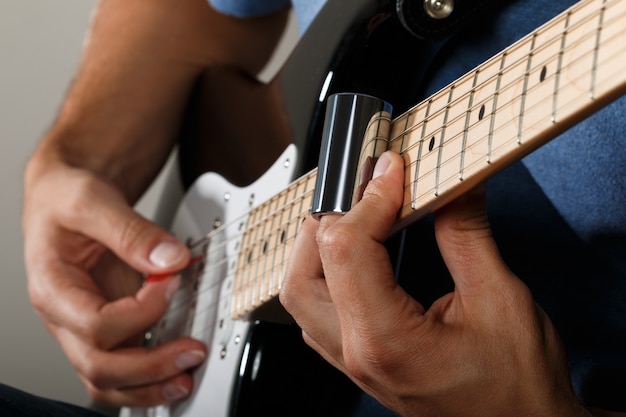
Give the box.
[389,0,626,228]
[231,0,626,319]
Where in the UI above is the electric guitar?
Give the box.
[121,0,626,416]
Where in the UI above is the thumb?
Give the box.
[67,177,190,275]
[434,184,513,296]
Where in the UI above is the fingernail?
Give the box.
[373,152,391,179]
[175,350,206,370]
[162,383,189,402]
[149,241,186,268]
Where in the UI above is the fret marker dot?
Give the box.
[540,66,547,82]
[428,136,435,152]
[479,104,486,120]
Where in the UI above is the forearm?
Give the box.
[27,0,289,202]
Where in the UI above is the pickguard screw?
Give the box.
[423,0,454,19]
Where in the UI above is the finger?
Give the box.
[434,184,515,297]
[82,371,193,407]
[39,266,182,350]
[280,217,343,360]
[58,171,189,275]
[317,152,425,333]
[319,151,405,243]
[60,332,206,406]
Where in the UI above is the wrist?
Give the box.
[27,116,171,203]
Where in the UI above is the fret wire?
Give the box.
[590,1,608,100]
[244,206,256,309]
[411,99,431,209]
[518,33,538,145]
[259,196,273,301]
[373,113,391,156]
[275,179,299,291]
[435,87,455,196]
[460,69,480,181]
[270,179,297,297]
[400,110,411,153]
[487,52,507,163]
[552,10,570,123]
[234,217,245,314]
[256,199,271,303]
[244,205,258,306]
[269,189,287,297]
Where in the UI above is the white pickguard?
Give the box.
[121,144,298,417]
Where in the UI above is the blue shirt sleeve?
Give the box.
[208,0,327,34]
[208,0,290,18]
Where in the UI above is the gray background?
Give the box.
[1,0,97,407]
[0,0,297,409]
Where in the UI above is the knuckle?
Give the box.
[78,354,110,390]
[277,287,292,310]
[117,215,149,255]
[317,223,356,263]
[63,174,101,217]
[131,354,165,382]
[84,383,107,404]
[343,338,404,383]
[278,280,298,311]
[73,316,109,350]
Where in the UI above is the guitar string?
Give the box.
[389,2,621,204]
[152,173,318,338]
[388,1,617,153]
[154,0,624,341]
[164,1,622,329]
[175,48,623,342]
[398,16,624,207]
[233,35,626,317]
[157,0,620,332]
[183,0,619,259]
[236,2,623,309]
[208,0,617,270]
[228,0,623,297]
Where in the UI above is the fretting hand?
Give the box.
[280,151,590,417]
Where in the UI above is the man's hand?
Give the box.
[22,0,290,406]
[280,151,590,417]
[23,160,207,406]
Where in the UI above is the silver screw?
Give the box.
[424,0,454,19]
